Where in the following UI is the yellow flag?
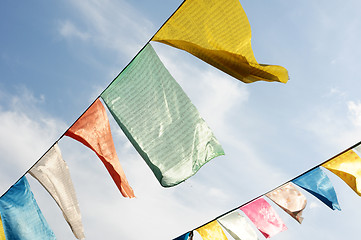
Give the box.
[196,220,228,240]
[0,216,6,240]
[322,149,361,196]
[152,0,288,84]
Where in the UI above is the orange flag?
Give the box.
[65,99,135,198]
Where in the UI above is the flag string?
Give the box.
[178,138,361,237]
[0,0,187,199]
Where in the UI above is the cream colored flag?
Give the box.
[266,183,307,223]
[29,143,85,239]
[218,211,258,240]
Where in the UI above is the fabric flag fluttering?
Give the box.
[0,217,5,240]
[101,43,224,187]
[240,197,287,239]
[65,98,135,198]
[152,0,288,84]
[266,182,307,223]
[29,143,85,239]
[0,177,56,240]
[322,149,361,196]
[196,220,228,240]
[217,211,258,240]
[173,232,192,240]
[292,167,340,210]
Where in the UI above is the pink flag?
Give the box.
[240,197,287,238]
[65,99,135,198]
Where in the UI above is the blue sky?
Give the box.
[1,0,361,239]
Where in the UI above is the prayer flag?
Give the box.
[217,211,258,240]
[174,232,192,240]
[0,216,5,240]
[266,182,307,223]
[0,176,56,239]
[196,220,227,240]
[101,44,224,187]
[65,98,135,198]
[29,143,85,239]
[292,167,340,210]
[240,197,287,239]
[322,149,361,196]
[152,0,288,84]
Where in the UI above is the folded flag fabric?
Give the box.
[101,43,224,187]
[322,149,361,196]
[240,197,287,239]
[152,0,288,84]
[0,216,5,240]
[292,167,340,210]
[217,211,258,240]
[266,182,307,223]
[65,98,135,198]
[196,220,228,240]
[0,176,56,240]
[29,143,85,239]
[173,232,192,240]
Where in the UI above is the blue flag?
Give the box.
[292,167,341,210]
[173,232,191,240]
[0,176,56,239]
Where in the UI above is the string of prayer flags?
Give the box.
[152,0,288,84]
[173,232,192,240]
[28,143,85,239]
[240,197,287,239]
[322,149,361,196]
[101,43,224,187]
[217,211,258,240]
[65,98,135,198]
[292,167,341,210]
[0,217,5,240]
[0,177,56,239]
[266,182,307,223]
[196,220,228,240]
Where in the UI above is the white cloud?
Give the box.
[59,20,90,41]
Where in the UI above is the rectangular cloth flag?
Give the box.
[0,216,5,240]
[173,232,192,240]
[322,149,361,196]
[101,43,224,187]
[292,167,340,210]
[29,143,85,239]
[240,197,287,239]
[266,182,307,223]
[217,211,258,240]
[0,176,56,240]
[152,0,288,84]
[65,98,135,198]
[196,220,228,240]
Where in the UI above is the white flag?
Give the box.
[218,211,258,240]
[29,143,85,239]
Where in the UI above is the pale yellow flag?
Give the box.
[196,220,228,240]
[266,182,307,223]
[322,149,361,196]
[0,216,5,240]
[152,0,288,84]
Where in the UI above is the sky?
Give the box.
[1,0,361,239]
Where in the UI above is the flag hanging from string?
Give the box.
[322,149,361,196]
[0,216,5,240]
[29,143,85,239]
[0,177,56,240]
[217,211,258,240]
[65,98,135,198]
[196,220,228,240]
[292,167,340,210]
[152,0,288,84]
[240,197,287,239]
[101,43,224,187]
[173,232,192,240]
[266,182,307,223]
